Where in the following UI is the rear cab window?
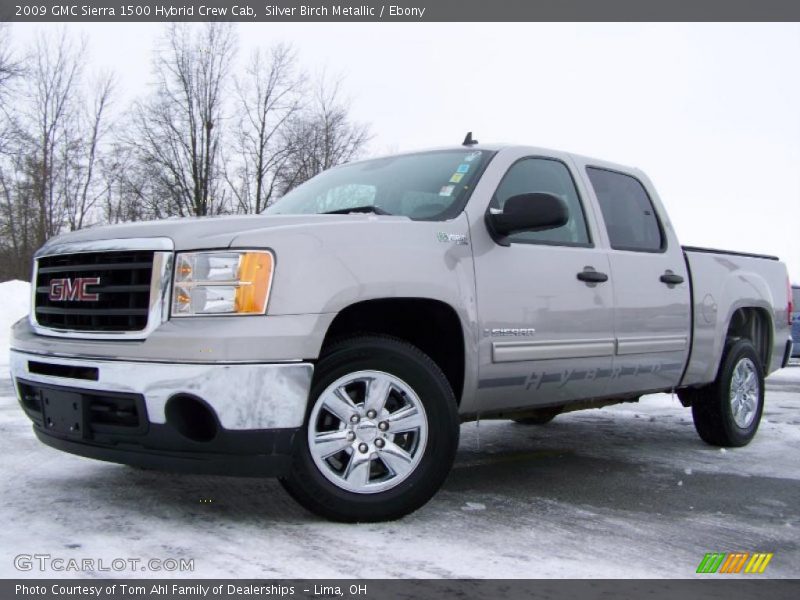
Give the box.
[586,167,665,252]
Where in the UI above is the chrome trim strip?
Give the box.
[35,237,174,258]
[10,348,304,365]
[10,350,313,430]
[615,336,689,355]
[29,238,174,341]
[492,339,616,363]
[492,335,689,363]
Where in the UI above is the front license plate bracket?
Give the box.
[41,389,86,439]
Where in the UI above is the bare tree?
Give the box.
[130,23,236,217]
[0,24,20,103]
[27,29,86,245]
[100,141,157,224]
[0,23,22,156]
[229,44,303,214]
[0,28,119,279]
[0,23,375,281]
[0,152,39,280]
[277,75,370,195]
[0,24,23,278]
[63,72,115,230]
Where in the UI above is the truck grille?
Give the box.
[34,251,154,332]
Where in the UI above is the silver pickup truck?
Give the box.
[10,142,794,522]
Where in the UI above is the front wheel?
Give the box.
[280,335,460,522]
[691,339,765,447]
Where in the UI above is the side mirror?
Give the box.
[486,193,569,243]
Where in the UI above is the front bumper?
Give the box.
[10,350,314,476]
[33,421,299,477]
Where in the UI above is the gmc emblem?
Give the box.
[48,277,101,302]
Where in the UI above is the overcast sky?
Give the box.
[11,22,800,281]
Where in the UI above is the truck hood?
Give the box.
[39,213,410,252]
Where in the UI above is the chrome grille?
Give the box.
[34,251,155,332]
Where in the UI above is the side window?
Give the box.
[586,168,664,252]
[491,158,590,246]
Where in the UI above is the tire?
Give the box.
[280,335,460,522]
[691,339,765,447]
[513,407,561,425]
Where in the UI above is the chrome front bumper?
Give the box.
[10,350,314,430]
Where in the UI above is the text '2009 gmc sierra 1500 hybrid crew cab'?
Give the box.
[10,140,794,522]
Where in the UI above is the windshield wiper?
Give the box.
[321,205,392,216]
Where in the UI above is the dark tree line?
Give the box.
[0,23,370,281]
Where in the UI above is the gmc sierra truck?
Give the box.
[10,142,794,522]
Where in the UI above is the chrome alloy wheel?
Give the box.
[729,357,759,429]
[307,370,429,494]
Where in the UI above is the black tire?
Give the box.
[513,407,561,425]
[280,335,460,522]
[691,339,765,447]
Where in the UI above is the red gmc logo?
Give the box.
[48,277,100,302]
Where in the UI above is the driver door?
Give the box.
[472,156,616,414]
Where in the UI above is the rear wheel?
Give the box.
[691,339,764,447]
[280,335,459,522]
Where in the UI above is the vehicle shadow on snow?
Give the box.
[443,417,799,525]
[38,417,799,527]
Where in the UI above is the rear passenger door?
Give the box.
[583,166,691,396]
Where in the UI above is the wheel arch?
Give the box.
[679,305,772,407]
[724,306,773,372]
[320,297,467,404]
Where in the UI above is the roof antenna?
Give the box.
[462,131,478,146]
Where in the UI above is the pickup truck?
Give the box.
[10,141,794,522]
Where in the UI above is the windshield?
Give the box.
[265,149,494,220]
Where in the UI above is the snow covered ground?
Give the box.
[0,279,798,579]
[0,280,30,379]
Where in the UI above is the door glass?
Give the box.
[586,167,664,252]
[491,158,591,246]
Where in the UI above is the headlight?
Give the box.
[172,251,274,317]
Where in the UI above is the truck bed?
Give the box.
[681,247,790,387]
[682,245,779,262]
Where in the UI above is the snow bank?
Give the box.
[768,363,800,383]
[0,280,30,374]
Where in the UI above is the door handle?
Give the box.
[577,269,609,283]
[659,271,684,285]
